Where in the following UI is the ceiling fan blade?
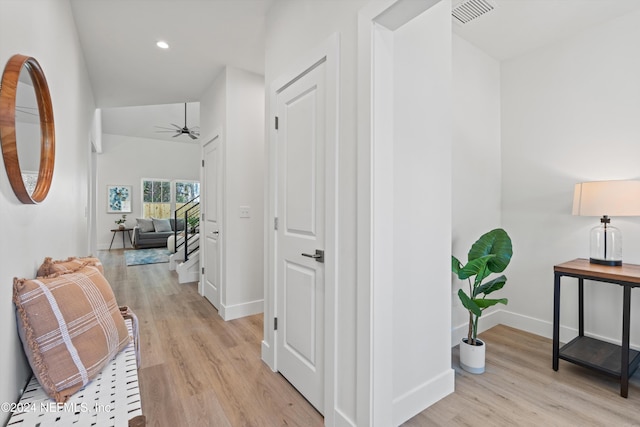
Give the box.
[170,123,182,129]
[172,133,181,138]
[154,125,179,131]
[189,133,198,140]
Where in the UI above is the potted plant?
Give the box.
[187,216,199,234]
[451,228,512,374]
[115,214,127,230]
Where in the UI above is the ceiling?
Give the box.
[452,0,640,61]
[70,0,273,108]
[70,0,273,142]
[100,102,200,143]
[70,0,640,143]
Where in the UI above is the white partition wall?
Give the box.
[358,1,454,425]
[200,67,265,321]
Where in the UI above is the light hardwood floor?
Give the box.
[102,250,640,426]
[101,249,323,427]
[406,326,640,426]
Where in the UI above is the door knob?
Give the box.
[301,249,324,263]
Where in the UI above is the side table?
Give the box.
[109,228,133,250]
[553,258,640,397]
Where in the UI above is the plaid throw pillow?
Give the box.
[36,256,104,277]
[13,266,129,402]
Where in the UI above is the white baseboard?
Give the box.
[261,340,275,371]
[333,408,356,427]
[220,299,264,321]
[499,310,554,340]
[452,309,571,347]
[99,240,134,251]
[455,309,640,353]
[499,309,640,351]
[392,368,455,426]
[451,309,503,346]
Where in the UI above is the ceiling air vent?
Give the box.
[452,0,496,24]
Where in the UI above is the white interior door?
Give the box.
[202,134,222,309]
[276,60,326,413]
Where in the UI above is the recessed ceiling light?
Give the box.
[156,41,169,49]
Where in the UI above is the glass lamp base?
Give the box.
[590,257,622,266]
[590,223,622,267]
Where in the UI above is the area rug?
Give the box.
[125,248,170,266]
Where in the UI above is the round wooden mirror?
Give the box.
[0,54,55,204]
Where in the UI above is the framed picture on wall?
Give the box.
[107,185,132,213]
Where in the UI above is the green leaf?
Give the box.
[458,289,482,317]
[475,298,508,309]
[468,228,513,273]
[456,255,495,280]
[451,256,462,276]
[474,275,507,297]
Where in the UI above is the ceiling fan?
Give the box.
[155,103,200,140]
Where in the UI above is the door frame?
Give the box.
[200,128,224,304]
[263,33,339,423]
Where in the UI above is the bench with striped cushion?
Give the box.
[7,319,144,427]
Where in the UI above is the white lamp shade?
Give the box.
[572,180,640,217]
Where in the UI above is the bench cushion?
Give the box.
[13,266,129,403]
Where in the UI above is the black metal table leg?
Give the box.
[578,278,584,337]
[621,285,631,398]
[553,272,561,371]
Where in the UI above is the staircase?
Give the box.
[170,197,201,284]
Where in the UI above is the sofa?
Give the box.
[133,217,185,249]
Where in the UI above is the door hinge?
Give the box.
[201,267,205,274]
[275,116,279,130]
[274,217,279,230]
[202,159,204,167]
[274,317,278,331]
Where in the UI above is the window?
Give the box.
[142,179,171,218]
[141,179,200,219]
[175,181,200,208]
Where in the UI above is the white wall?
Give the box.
[0,0,95,422]
[200,66,265,319]
[96,134,200,249]
[225,68,265,312]
[501,9,640,343]
[390,2,453,423]
[451,34,502,341]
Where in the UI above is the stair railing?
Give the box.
[174,196,200,262]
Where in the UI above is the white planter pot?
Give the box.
[459,338,485,374]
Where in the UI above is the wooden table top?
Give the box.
[555,258,640,284]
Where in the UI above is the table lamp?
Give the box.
[572,180,640,266]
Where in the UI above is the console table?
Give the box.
[553,258,640,397]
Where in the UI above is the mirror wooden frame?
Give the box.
[0,54,55,204]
